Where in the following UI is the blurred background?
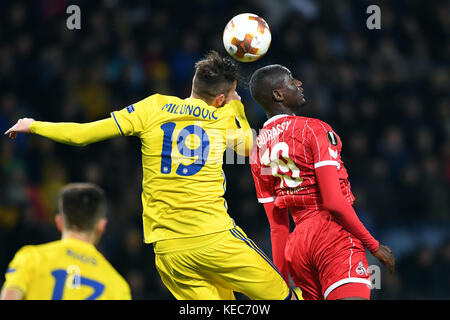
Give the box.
[0,0,448,299]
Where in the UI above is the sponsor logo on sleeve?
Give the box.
[126,105,135,113]
[327,131,338,146]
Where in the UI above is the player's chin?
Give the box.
[298,96,306,106]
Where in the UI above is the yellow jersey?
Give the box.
[2,238,131,300]
[110,94,251,244]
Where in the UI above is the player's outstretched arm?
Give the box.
[5,118,120,146]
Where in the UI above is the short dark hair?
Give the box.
[192,50,239,103]
[249,64,289,106]
[58,183,106,231]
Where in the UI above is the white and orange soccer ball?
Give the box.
[223,13,271,63]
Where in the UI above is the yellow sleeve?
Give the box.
[30,118,119,146]
[121,282,132,300]
[2,246,38,295]
[110,275,132,300]
[110,95,156,137]
[226,100,254,157]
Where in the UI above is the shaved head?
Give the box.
[249,65,290,111]
[249,64,306,117]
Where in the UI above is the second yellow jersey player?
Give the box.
[2,238,130,300]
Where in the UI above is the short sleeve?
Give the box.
[110,94,156,137]
[305,120,342,170]
[2,246,38,294]
[250,147,276,203]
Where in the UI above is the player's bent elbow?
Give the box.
[67,134,92,146]
[68,138,89,147]
[321,199,344,216]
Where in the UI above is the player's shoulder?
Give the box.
[91,249,127,283]
[18,240,60,254]
[299,117,335,136]
[304,117,332,130]
[25,240,71,261]
[157,93,188,105]
[136,93,163,105]
[101,259,130,292]
[11,241,56,263]
[71,245,130,293]
[135,93,182,107]
[13,244,38,257]
[280,116,330,134]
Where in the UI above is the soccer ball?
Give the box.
[223,13,271,63]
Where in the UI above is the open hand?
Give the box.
[4,118,35,139]
[372,244,395,274]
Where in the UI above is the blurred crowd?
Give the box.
[0,0,449,299]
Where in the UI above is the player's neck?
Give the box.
[265,104,296,119]
[266,110,296,119]
[189,92,210,105]
[61,230,96,245]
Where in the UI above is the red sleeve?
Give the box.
[305,120,341,170]
[263,202,290,284]
[316,165,379,253]
[250,148,276,204]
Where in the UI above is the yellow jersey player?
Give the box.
[5,51,300,300]
[0,183,131,300]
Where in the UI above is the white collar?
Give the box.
[263,114,291,127]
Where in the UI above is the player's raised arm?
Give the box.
[226,94,254,157]
[5,117,120,146]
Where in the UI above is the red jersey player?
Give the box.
[249,65,395,300]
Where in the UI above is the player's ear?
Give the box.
[212,93,226,107]
[95,217,108,238]
[272,89,284,102]
[55,213,64,233]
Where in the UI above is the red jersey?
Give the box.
[251,114,378,300]
[251,114,355,218]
